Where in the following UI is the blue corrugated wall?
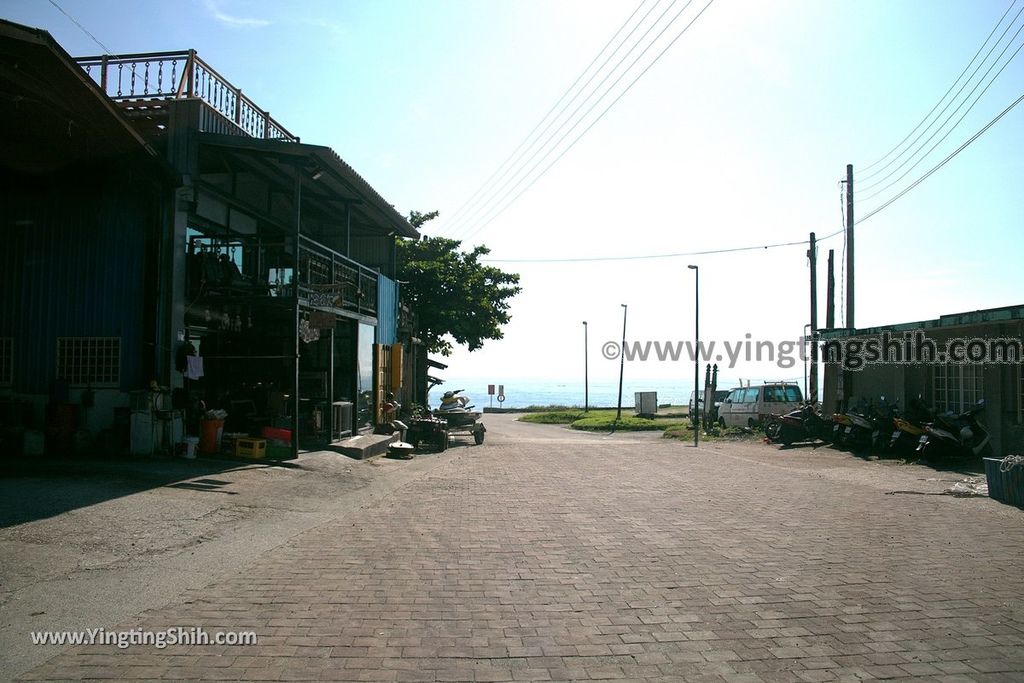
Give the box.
[376,274,398,345]
[0,173,155,394]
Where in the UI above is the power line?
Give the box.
[856,89,1024,225]
[858,4,1024,192]
[858,0,1020,178]
[488,82,1021,265]
[439,0,650,235]
[47,0,116,55]
[858,29,1024,203]
[481,235,806,264]
[460,0,715,245]
[448,0,686,240]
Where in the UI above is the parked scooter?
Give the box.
[888,396,932,454]
[766,401,831,445]
[916,400,992,460]
[840,400,875,452]
[868,400,900,453]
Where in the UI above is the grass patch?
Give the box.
[663,424,763,442]
[519,407,693,432]
[519,410,587,424]
[570,412,690,432]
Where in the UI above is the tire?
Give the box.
[474,429,484,445]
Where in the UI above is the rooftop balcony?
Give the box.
[75,50,297,142]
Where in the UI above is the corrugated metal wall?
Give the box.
[0,171,157,394]
[376,275,398,345]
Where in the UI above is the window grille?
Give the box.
[932,362,984,414]
[56,337,121,387]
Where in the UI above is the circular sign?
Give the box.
[497,394,506,403]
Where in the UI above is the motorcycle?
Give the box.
[868,400,900,453]
[840,401,875,452]
[888,396,932,454]
[916,400,992,461]
[830,412,852,447]
[766,401,831,445]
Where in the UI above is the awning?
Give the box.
[196,132,418,239]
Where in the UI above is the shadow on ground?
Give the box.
[0,457,264,528]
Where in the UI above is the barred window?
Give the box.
[0,338,11,386]
[933,362,984,414]
[56,337,121,386]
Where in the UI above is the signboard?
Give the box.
[488,384,495,395]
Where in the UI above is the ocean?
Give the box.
[432,377,699,410]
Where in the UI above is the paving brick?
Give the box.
[15,427,1024,681]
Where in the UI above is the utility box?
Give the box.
[634,392,658,418]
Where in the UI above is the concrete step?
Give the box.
[327,433,397,460]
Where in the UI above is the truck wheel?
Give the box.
[474,429,484,445]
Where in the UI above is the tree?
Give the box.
[397,211,521,356]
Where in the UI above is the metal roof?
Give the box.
[0,19,161,174]
[818,304,1024,340]
[197,133,419,239]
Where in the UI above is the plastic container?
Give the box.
[235,437,266,459]
[260,426,293,444]
[184,436,199,459]
[198,419,224,455]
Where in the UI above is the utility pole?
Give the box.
[582,321,589,412]
[616,305,627,421]
[826,249,835,329]
[688,265,699,448]
[808,232,818,403]
[845,164,855,330]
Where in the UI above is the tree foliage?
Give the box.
[397,211,521,356]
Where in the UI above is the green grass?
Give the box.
[519,408,690,432]
[662,424,763,442]
[518,410,588,424]
[571,414,690,432]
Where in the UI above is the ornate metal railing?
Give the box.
[298,235,378,319]
[75,50,298,142]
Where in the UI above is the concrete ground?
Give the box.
[4,414,1023,681]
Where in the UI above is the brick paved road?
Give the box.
[19,415,1024,681]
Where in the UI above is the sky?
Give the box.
[5,0,1023,395]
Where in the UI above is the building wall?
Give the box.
[822,320,1024,456]
[0,164,164,431]
[376,275,398,346]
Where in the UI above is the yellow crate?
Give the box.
[235,437,266,459]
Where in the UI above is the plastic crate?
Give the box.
[234,437,266,459]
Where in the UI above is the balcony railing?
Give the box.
[186,234,378,320]
[75,50,298,142]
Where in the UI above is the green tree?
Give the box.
[398,211,521,356]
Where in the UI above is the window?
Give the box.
[933,362,984,414]
[743,387,759,403]
[0,338,11,386]
[56,337,121,387]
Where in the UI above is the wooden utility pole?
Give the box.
[808,232,818,403]
[845,164,855,329]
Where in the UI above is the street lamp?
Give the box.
[582,321,589,412]
[688,265,699,448]
[616,304,627,421]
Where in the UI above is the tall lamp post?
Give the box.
[616,304,628,421]
[688,265,699,448]
[582,321,589,412]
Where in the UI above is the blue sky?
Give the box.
[6,0,1023,392]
